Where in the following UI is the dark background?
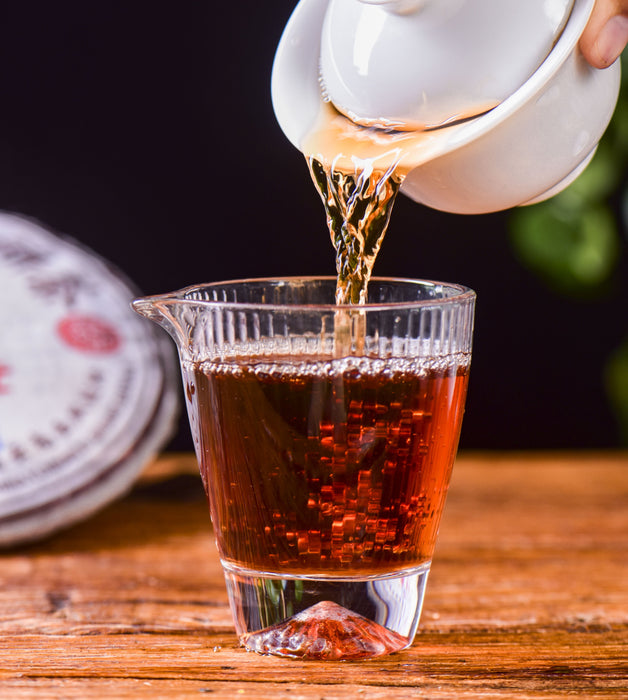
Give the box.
[0,2,626,451]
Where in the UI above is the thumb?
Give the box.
[579,0,628,68]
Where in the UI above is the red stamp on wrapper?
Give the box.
[0,364,10,394]
[57,315,121,354]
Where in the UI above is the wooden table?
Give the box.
[1,452,626,698]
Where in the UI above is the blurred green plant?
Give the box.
[508,52,628,443]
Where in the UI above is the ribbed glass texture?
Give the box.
[133,277,475,364]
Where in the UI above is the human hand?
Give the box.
[580,0,628,68]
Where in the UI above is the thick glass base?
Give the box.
[222,561,430,660]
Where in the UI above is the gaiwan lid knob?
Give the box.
[320,0,575,129]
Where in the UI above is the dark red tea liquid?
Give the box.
[184,355,469,577]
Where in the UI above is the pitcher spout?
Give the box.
[131,294,187,350]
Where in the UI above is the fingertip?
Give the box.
[581,14,628,69]
[598,14,628,66]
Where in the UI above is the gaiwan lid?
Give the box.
[0,212,180,546]
[319,0,575,129]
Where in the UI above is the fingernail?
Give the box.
[595,15,628,67]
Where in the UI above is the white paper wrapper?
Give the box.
[0,212,180,545]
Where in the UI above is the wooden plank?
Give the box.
[0,452,626,698]
[1,628,626,698]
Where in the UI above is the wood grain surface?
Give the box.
[1,452,626,698]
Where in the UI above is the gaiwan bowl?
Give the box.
[271,0,621,214]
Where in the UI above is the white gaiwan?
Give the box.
[272,0,621,214]
[321,0,575,129]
